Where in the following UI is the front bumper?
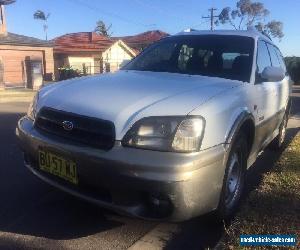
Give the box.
[16,116,228,222]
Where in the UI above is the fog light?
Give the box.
[148,193,172,218]
[149,196,163,206]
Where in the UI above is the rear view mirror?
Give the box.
[261,66,285,82]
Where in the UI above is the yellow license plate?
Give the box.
[38,150,78,185]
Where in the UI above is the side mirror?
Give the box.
[261,66,285,82]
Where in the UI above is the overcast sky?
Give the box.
[5,0,300,56]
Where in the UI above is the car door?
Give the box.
[252,39,278,151]
[269,44,291,123]
[265,43,287,124]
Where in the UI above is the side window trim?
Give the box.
[255,39,272,84]
[274,47,288,75]
[266,42,281,68]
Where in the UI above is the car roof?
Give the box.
[173,28,273,44]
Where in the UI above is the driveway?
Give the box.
[0,86,299,250]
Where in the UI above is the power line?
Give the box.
[202,8,219,30]
[65,0,150,28]
[133,0,179,20]
[190,19,210,29]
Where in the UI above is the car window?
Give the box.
[267,43,281,68]
[256,40,271,74]
[198,49,214,67]
[132,42,177,70]
[222,53,250,69]
[274,47,287,73]
[123,35,254,82]
[178,45,194,71]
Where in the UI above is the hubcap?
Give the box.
[225,152,241,208]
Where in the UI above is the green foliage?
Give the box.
[33,10,50,40]
[216,0,284,39]
[58,67,80,81]
[33,10,50,21]
[94,20,112,37]
[285,57,300,84]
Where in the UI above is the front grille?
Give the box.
[35,107,115,150]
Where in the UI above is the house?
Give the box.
[53,32,113,78]
[53,32,136,78]
[102,39,137,72]
[53,30,168,78]
[0,6,54,89]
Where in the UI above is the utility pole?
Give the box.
[202,8,219,30]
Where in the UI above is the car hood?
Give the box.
[39,70,241,139]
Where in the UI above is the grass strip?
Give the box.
[218,134,300,249]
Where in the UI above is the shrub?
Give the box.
[58,67,81,81]
[285,57,300,84]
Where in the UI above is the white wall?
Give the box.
[68,56,95,74]
[102,42,134,72]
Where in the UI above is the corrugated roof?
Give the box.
[0,32,53,47]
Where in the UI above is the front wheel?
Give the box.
[216,132,248,221]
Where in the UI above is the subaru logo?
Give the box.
[62,121,74,131]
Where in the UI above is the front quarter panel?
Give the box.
[189,83,256,150]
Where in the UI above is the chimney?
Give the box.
[89,32,99,42]
[0,5,7,36]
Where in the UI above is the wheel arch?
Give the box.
[225,111,256,156]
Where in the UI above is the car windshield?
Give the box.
[123,35,254,82]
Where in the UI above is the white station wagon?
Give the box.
[17,29,291,221]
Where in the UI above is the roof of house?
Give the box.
[53,30,169,55]
[53,32,113,54]
[0,32,53,47]
[113,30,169,51]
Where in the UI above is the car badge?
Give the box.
[62,121,74,131]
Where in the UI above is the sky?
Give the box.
[4,0,300,56]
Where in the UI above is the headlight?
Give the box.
[122,116,205,152]
[27,92,39,121]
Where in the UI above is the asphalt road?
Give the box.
[0,86,299,250]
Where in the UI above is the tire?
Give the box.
[216,132,248,221]
[269,112,288,151]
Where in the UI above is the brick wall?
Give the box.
[0,44,54,86]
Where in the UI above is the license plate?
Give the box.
[38,150,78,185]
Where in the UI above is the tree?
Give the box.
[33,10,50,40]
[94,20,112,37]
[216,0,283,39]
[255,21,284,39]
[285,57,300,84]
[0,0,16,5]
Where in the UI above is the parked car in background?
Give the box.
[16,29,291,221]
